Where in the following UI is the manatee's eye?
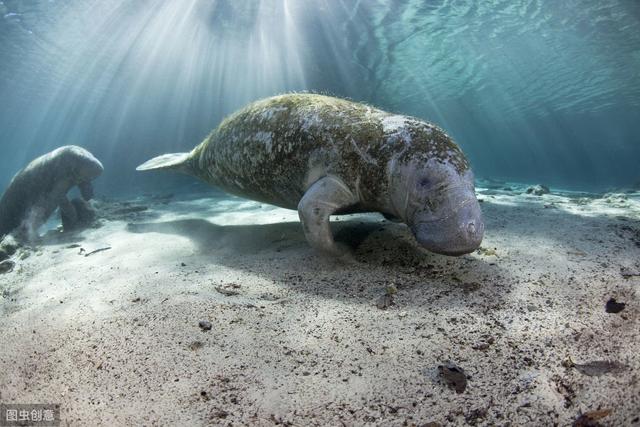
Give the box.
[418,177,431,188]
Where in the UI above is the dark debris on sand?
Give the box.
[526,184,550,196]
[573,360,626,377]
[572,409,613,427]
[437,362,468,394]
[0,235,20,261]
[198,320,212,331]
[605,298,626,314]
[0,260,15,274]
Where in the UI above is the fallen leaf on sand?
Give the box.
[573,360,625,377]
[573,408,611,427]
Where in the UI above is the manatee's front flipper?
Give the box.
[382,213,402,223]
[59,196,79,231]
[298,176,358,256]
[71,198,96,225]
[78,181,94,201]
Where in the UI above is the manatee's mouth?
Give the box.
[411,199,484,256]
[430,247,477,256]
[413,222,483,255]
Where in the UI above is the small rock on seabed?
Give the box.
[526,184,550,196]
[0,260,15,274]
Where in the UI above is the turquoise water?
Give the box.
[0,0,639,193]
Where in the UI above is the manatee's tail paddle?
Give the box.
[136,153,192,174]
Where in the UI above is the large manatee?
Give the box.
[0,146,103,240]
[137,94,483,256]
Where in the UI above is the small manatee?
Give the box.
[0,146,103,241]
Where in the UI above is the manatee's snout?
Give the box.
[81,156,104,180]
[70,147,103,181]
[412,193,484,256]
[58,145,103,200]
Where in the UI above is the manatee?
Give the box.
[137,94,483,256]
[0,146,103,240]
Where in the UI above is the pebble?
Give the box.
[526,184,550,196]
[0,260,15,274]
[198,320,212,331]
[605,298,625,314]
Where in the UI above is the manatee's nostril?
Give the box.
[467,221,476,236]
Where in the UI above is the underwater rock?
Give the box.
[525,184,550,196]
[198,320,212,331]
[137,93,484,257]
[0,260,15,274]
[0,234,20,261]
[0,146,103,241]
[602,193,630,208]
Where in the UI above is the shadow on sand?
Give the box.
[125,215,510,311]
[122,190,640,311]
[126,217,393,255]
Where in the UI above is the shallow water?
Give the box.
[1,1,640,425]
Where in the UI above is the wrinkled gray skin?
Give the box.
[0,146,103,241]
[138,94,483,256]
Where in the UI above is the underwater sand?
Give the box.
[0,184,639,425]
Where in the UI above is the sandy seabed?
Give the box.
[1,183,639,426]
